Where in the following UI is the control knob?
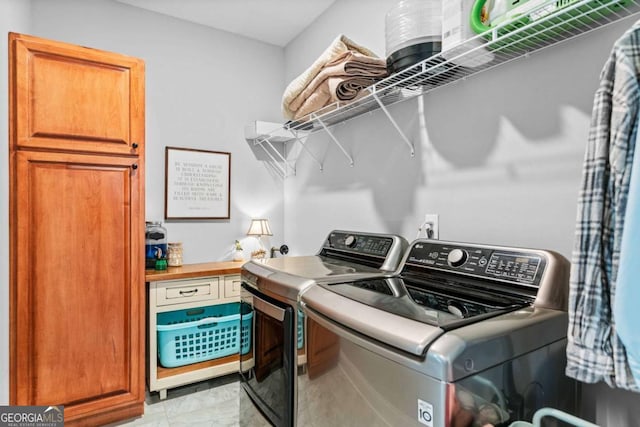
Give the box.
[344,235,357,248]
[447,249,468,267]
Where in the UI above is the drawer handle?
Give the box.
[179,289,198,296]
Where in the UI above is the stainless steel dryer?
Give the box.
[298,239,577,427]
[239,230,409,427]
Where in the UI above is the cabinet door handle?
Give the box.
[179,289,198,296]
[132,164,138,170]
[132,142,139,149]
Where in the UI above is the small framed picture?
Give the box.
[164,147,231,220]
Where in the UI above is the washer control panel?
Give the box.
[323,231,393,257]
[406,241,547,285]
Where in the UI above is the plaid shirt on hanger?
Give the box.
[566,19,640,391]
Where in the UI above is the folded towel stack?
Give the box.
[282,35,388,121]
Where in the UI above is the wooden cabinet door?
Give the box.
[11,151,144,424]
[9,32,145,426]
[9,32,144,156]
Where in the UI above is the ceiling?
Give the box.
[116,0,336,47]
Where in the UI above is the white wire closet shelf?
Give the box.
[252,0,640,177]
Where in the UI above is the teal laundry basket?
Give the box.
[157,302,253,368]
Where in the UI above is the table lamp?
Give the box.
[246,218,272,258]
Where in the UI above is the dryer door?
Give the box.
[240,283,295,427]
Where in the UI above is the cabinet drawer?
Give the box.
[156,278,220,306]
[224,275,241,298]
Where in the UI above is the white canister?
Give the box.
[441,0,494,68]
[167,242,183,267]
[385,0,443,72]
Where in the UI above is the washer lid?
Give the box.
[317,274,530,342]
[301,284,445,356]
[248,255,381,280]
[243,257,387,302]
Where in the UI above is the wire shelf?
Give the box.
[253,0,640,176]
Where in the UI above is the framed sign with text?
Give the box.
[164,147,231,220]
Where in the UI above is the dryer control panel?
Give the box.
[318,230,409,272]
[405,240,547,287]
[322,231,394,257]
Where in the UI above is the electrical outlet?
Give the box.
[424,214,439,239]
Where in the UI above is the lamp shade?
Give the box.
[246,219,273,236]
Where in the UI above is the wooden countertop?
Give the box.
[145,261,244,282]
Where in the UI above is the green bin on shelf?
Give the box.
[470,0,635,51]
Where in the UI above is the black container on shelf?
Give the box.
[145,221,167,269]
[386,41,442,74]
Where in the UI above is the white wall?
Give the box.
[1,0,285,402]
[283,0,640,424]
[0,0,32,405]
[28,0,286,260]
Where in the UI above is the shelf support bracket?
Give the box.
[311,113,354,167]
[255,135,290,177]
[372,92,415,157]
[288,130,323,172]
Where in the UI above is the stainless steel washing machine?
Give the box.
[239,230,409,427]
[297,239,578,427]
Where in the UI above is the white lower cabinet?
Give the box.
[147,273,250,399]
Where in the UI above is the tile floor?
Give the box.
[106,374,241,427]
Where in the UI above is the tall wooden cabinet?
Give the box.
[9,33,145,426]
